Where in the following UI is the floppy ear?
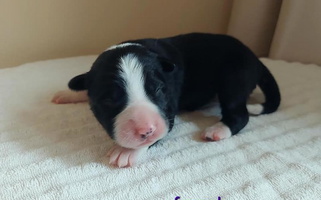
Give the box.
[159,57,176,73]
[68,73,88,91]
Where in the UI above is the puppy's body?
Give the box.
[53,33,281,167]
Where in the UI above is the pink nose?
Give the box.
[135,125,156,139]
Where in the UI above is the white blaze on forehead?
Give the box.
[115,54,168,149]
[118,54,149,104]
[105,43,142,51]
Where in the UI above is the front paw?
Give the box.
[51,90,88,104]
[201,122,232,141]
[107,144,148,168]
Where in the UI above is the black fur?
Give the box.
[69,33,281,139]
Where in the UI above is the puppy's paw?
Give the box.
[201,122,232,141]
[107,144,148,168]
[247,104,263,115]
[51,90,88,104]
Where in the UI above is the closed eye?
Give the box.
[155,85,164,96]
[103,99,114,107]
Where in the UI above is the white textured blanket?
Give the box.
[1,56,320,200]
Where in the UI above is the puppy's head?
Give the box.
[69,44,182,149]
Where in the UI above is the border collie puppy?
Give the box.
[52,33,281,167]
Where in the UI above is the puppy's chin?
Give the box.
[116,131,167,149]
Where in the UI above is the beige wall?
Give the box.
[0,0,233,68]
[227,0,282,57]
[269,0,321,65]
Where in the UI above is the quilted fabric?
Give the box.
[0,56,320,200]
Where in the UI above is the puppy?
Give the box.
[52,33,281,167]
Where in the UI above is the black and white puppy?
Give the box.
[52,33,281,167]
